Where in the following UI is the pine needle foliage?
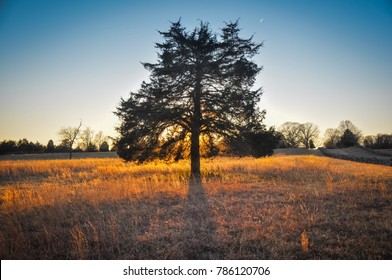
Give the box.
[115,20,272,178]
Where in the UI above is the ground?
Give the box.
[0,152,391,259]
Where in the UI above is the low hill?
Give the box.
[319,146,391,166]
[273,148,323,156]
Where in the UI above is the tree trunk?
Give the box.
[190,73,202,183]
[69,145,73,160]
[190,124,201,182]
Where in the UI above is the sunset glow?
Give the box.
[1,0,391,144]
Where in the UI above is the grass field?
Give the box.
[1,155,391,259]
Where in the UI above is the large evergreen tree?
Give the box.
[115,20,269,181]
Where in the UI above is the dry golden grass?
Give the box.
[0,155,391,259]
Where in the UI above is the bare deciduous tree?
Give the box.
[323,128,340,148]
[337,120,362,146]
[323,120,362,148]
[93,131,108,151]
[279,122,302,148]
[58,121,82,159]
[299,122,320,148]
[80,127,96,151]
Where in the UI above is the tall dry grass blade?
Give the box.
[301,230,309,253]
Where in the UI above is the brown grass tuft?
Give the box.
[301,230,309,253]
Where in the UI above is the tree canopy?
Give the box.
[278,122,319,148]
[58,121,82,159]
[115,20,274,179]
[323,120,362,148]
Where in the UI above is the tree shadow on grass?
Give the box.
[182,178,220,259]
[0,198,160,259]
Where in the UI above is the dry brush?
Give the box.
[0,156,391,259]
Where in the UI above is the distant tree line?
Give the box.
[363,134,392,149]
[277,122,320,148]
[2,120,390,156]
[0,139,46,154]
[277,119,391,150]
[322,120,392,149]
[0,126,114,155]
[322,120,362,148]
[57,124,113,156]
[0,137,113,155]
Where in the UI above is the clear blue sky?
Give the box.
[1,0,391,144]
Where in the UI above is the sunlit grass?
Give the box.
[0,155,391,259]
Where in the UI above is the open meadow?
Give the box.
[1,155,391,259]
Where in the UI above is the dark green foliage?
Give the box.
[0,140,17,154]
[0,139,45,154]
[99,141,110,152]
[86,143,98,152]
[254,128,282,156]
[309,139,316,149]
[46,140,55,153]
[364,134,392,149]
[115,20,271,177]
[54,144,69,153]
[337,120,362,148]
[227,127,281,157]
[338,129,359,148]
[17,139,45,153]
